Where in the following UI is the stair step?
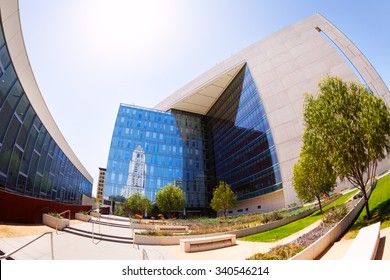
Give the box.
[89,219,130,229]
[64,227,133,244]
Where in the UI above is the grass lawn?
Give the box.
[239,189,358,242]
[343,172,390,239]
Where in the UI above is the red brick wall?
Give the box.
[0,189,92,224]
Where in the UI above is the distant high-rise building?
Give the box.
[97,167,106,204]
[121,146,146,198]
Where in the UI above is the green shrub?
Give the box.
[47,212,63,219]
[262,211,284,223]
[115,208,126,217]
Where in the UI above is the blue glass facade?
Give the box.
[106,65,282,211]
[204,66,282,201]
[105,107,206,208]
[0,25,92,204]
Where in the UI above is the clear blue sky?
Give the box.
[18,0,390,196]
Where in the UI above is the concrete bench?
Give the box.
[342,222,381,260]
[180,234,236,253]
[155,225,189,233]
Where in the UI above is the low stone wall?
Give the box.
[290,190,370,260]
[134,231,232,245]
[130,218,165,224]
[156,225,189,233]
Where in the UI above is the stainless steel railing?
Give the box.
[91,211,101,244]
[0,231,54,260]
[55,210,71,234]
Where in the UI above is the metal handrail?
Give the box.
[59,210,71,220]
[87,208,98,215]
[129,219,137,248]
[0,231,54,260]
[55,210,71,233]
[91,215,101,244]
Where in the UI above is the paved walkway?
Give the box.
[0,216,389,260]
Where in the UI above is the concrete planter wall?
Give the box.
[75,212,91,222]
[134,232,230,245]
[130,218,165,224]
[290,191,370,260]
[155,225,189,233]
[42,213,69,231]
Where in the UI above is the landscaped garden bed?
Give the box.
[132,195,343,245]
[246,203,351,260]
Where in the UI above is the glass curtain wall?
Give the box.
[105,105,206,209]
[204,65,282,201]
[0,25,92,204]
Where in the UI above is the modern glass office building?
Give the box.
[106,65,282,214]
[0,1,93,210]
[106,13,389,215]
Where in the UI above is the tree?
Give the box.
[155,184,185,217]
[292,133,337,213]
[124,192,153,217]
[210,181,237,218]
[303,76,390,219]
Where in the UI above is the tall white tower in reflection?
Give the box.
[121,146,146,198]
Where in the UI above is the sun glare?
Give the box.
[81,0,177,57]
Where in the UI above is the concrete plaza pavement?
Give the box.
[0,215,389,260]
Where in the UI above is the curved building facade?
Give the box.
[106,14,389,215]
[0,1,93,213]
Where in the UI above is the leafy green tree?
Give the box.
[210,181,237,218]
[155,184,185,217]
[293,133,337,213]
[303,76,390,219]
[124,192,153,217]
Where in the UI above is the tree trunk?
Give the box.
[317,196,323,214]
[361,187,371,220]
